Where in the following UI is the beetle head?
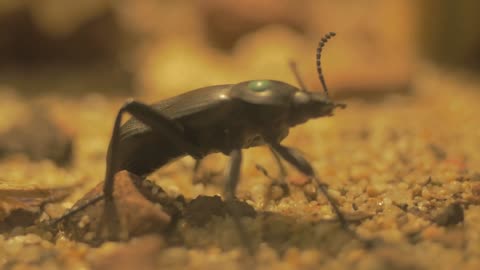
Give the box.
[229,79,345,127]
[288,32,346,125]
[289,90,345,125]
[229,32,345,127]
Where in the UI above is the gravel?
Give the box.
[1,70,480,269]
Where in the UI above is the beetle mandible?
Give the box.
[55,32,346,253]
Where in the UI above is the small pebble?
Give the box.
[303,183,317,201]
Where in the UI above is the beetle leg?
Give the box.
[255,147,290,201]
[224,149,254,255]
[50,100,200,226]
[255,147,289,188]
[104,100,200,197]
[268,145,289,192]
[191,158,202,183]
[99,100,201,239]
[225,149,242,198]
[269,142,347,229]
[255,163,275,181]
[255,163,289,204]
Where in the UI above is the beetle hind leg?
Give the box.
[104,100,201,198]
[50,100,200,235]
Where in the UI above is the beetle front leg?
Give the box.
[269,142,347,228]
[224,149,254,255]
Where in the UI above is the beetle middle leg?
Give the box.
[194,146,289,197]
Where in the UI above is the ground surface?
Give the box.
[1,69,480,270]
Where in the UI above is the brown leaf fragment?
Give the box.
[60,171,178,245]
[184,195,256,227]
[0,186,72,230]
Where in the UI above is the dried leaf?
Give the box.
[0,186,72,230]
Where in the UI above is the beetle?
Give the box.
[53,32,346,253]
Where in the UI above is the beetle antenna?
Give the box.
[316,32,336,97]
[289,60,308,91]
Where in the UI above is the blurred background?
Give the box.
[0,0,478,99]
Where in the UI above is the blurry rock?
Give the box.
[60,171,178,245]
[419,1,480,71]
[233,26,312,83]
[0,5,133,95]
[0,186,72,231]
[139,19,415,101]
[433,203,464,227]
[428,143,447,161]
[360,246,425,270]
[91,235,164,270]
[10,0,111,38]
[137,37,238,99]
[117,0,205,39]
[0,109,73,166]
[305,1,416,100]
[196,0,304,49]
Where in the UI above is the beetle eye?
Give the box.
[248,80,271,92]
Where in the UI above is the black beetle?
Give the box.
[55,32,346,253]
